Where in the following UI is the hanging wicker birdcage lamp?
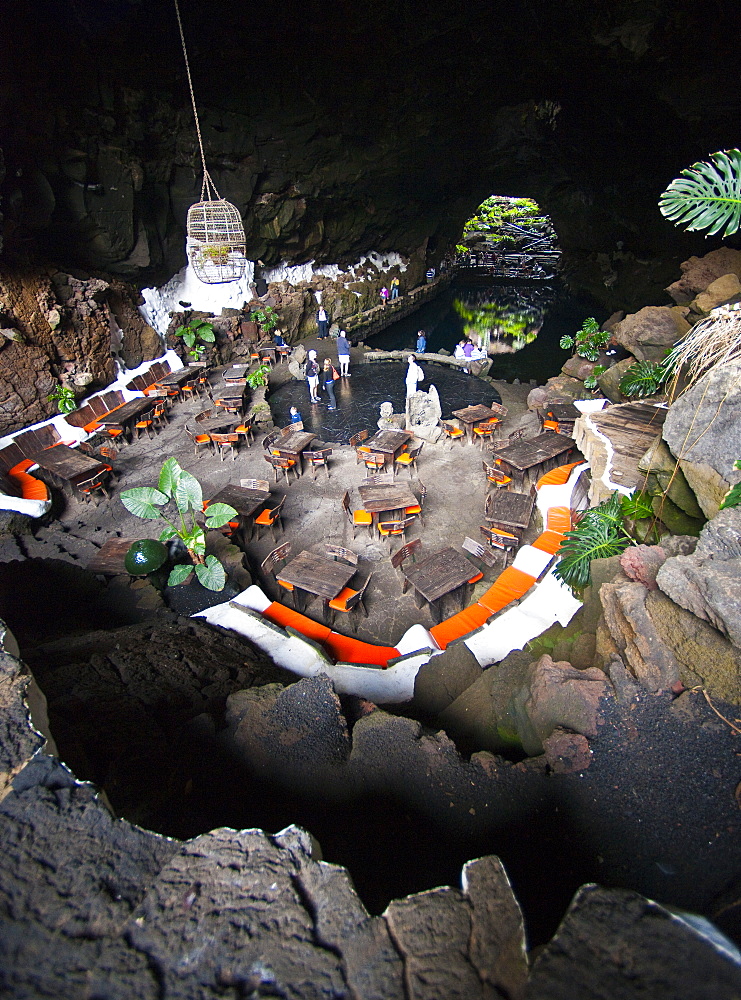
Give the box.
[175,0,246,284]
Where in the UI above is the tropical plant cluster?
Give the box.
[47,382,77,414]
[553,490,659,594]
[120,458,238,591]
[251,305,278,333]
[176,318,216,360]
[462,196,545,243]
[559,317,610,362]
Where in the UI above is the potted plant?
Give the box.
[120,458,238,591]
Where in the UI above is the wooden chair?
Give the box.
[260,541,294,602]
[195,408,213,425]
[180,377,199,401]
[472,419,500,447]
[480,524,519,554]
[235,417,255,444]
[264,453,298,483]
[483,460,512,489]
[321,543,358,566]
[377,515,416,548]
[211,432,239,461]
[152,400,168,430]
[253,495,286,541]
[185,423,212,457]
[362,451,386,472]
[197,373,212,397]
[133,408,155,440]
[263,429,282,451]
[304,447,332,479]
[350,429,370,463]
[342,490,373,538]
[390,538,422,592]
[395,440,423,477]
[462,535,499,571]
[440,420,465,447]
[360,472,394,487]
[327,573,373,630]
[73,472,110,503]
[405,481,427,524]
[240,478,270,493]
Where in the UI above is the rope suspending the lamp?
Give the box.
[174,0,246,284]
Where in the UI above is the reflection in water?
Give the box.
[453,284,556,356]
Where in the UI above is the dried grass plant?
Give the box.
[665,304,741,400]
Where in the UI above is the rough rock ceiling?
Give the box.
[1,0,740,295]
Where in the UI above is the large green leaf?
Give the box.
[198,326,215,343]
[167,564,193,587]
[195,555,227,591]
[659,149,741,237]
[120,486,168,519]
[174,470,203,513]
[158,457,182,498]
[619,360,668,398]
[720,482,741,510]
[553,517,631,593]
[158,525,178,542]
[620,489,655,521]
[204,503,239,529]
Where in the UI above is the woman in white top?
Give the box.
[405,355,424,397]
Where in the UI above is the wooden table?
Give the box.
[358,480,417,515]
[451,404,499,441]
[156,367,199,388]
[490,431,574,486]
[272,430,316,474]
[213,383,246,410]
[277,549,356,617]
[206,484,269,517]
[542,403,580,435]
[32,445,109,484]
[195,414,239,435]
[256,344,277,365]
[484,489,535,539]
[364,429,413,466]
[223,364,250,383]
[402,547,479,622]
[96,397,153,430]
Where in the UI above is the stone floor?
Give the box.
[18,366,535,647]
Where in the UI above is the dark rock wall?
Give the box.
[2,1,741,294]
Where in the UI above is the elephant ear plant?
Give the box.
[120,458,238,591]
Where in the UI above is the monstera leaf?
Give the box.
[659,149,741,237]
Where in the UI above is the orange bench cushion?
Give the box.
[353,510,373,525]
[477,567,537,614]
[262,602,332,643]
[546,506,572,533]
[429,603,491,650]
[8,460,35,474]
[531,530,565,555]
[9,470,50,502]
[323,632,400,667]
[536,461,583,489]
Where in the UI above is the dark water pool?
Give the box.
[370,279,600,386]
[269,361,501,444]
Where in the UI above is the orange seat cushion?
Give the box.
[546,506,572,533]
[353,510,373,524]
[323,632,400,667]
[429,603,491,649]
[477,567,537,614]
[531,530,565,555]
[446,427,463,436]
[262,602,332,643]
[10,470,50,502]
[467,571,484,584]
[405,504,421,515]
[254,509,279,526]
[83,420,102,434]
[276,578,294,592]
[195,434,210,444]
[395,453,413,464]
[536,462,583,490]
[328,586,357,612]
[8,460,35,474]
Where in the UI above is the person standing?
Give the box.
[416,329,427,353]
[316,306,329,339]
[305,350,321,403]
[390,276,400,300]
[336,330,351,376]
[405,355,424,397]
[322,358,338,410]
[380,286,390,307]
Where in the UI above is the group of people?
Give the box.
[304,331,351,408]
[379,276,400,306]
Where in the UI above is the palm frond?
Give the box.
[553,517,631,593]
[659,149,741,237]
